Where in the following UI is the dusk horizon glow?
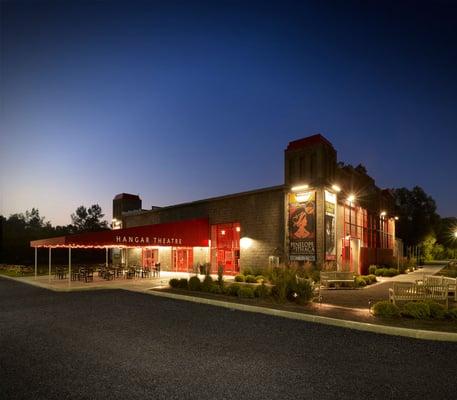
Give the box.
[1,0,456,226]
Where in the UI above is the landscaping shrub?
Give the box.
[242,267,253,276]
[385,268,399,277]
[372,301,400,318]
[202,275,213,291]
[401,302,430,319]
[355,276,367,287]
[255,275,266,283]
[423,300,446,319]
[177,278,189,289]
[374,268,386,276]
[254,283,270,298]
[188,276,202,291]
[227,283,241,296]
[368,265,377,275]
[234,274,245,282]
[446,308,457,320]
[238,286,255,298]
[209,284,222,294]
[289,278,314,304]
[368,274,377,284]
[310,270,321,283]
[217,265,224,287]
[245,274,257,283]
[169,278,180,288]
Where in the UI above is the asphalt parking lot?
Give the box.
[1,277,456,400]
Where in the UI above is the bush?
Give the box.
[361,276,371,285]
[234,274,245,282]
[188,276,201,291]
[177,278,189,289]
[255,275,266,283]
[310,270,321,283]
[374,268,386,276]
[368,265,377,275]
[423,300,446,319]
[238,286,255,298]
[401,302,430,319]
[202,275,213,291]
[245,274,257,283]
[242,267,253,276]
[446,308,457,320]
[254,283,271,298]
[289,278,314,304]
[385,268,399,277]
[372,301,400,318]
[217,265,224,287]
[368,274,377,284]
[169,278,180,288]
[227,283,241,296]
[355,276,367,287]
[209,284,222,294]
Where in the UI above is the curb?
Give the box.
[2,275,456,342]
[144,289,457,342]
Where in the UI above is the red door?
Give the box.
[142,249,158,268]
[173,248,193,272]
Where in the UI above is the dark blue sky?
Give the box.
[1,0,456,225]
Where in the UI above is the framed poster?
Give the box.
[288,191,316,261]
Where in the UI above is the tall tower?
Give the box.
[284,134,338,268]
[112,193,142,222]
[284,134,337,187]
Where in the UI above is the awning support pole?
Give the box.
[68,247,72,285]
[34,247,37,279]
[48,247,52,281]
[105,248,108,269]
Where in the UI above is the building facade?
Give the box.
[116,134,397,275]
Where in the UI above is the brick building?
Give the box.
[114,134,398,275]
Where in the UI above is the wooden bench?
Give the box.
[320,271,355,288]
[389,282,448,308]
[420,275,456,301]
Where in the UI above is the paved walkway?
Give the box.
[320,264,451,309]
[7,271,234,292]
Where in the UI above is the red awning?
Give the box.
[30,218,209,248]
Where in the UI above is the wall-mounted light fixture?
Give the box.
[291,184,309,192]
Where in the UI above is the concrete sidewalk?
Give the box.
[320,264,452,309]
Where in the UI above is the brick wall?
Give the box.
[123,186,286,272]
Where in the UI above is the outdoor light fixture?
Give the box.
[454,231,457,238]
[345,234,351,240]
[221,230,226,235]
[240,237,253,249]
[236,226,241,232]
[394,216,399,220]
[331,184,341,192]
[347,194,355,203]
[291,184,309,192]
[380,211,387,217]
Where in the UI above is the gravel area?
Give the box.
[1,277,457,400]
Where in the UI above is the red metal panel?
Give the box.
[30,218,209,248]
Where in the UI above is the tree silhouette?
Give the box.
[71,204,108,232]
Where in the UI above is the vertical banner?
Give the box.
[325,190,336,260]
[288,191,316,261]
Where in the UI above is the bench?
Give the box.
[320,271,355,288]
[419,275,456,301]
[389,282,448,308]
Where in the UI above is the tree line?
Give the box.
[394,186,457,260]
[0,205,108,265]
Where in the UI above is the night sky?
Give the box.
[1,0,456,225]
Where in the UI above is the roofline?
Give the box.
[122,184,286,217]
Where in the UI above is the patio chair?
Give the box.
[126,268,135,279]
